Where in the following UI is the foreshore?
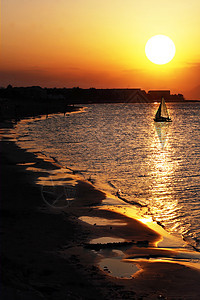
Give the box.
[1,116,200,300]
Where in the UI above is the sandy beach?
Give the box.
[1,117,200,300]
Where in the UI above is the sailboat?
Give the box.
[154,97,172,122]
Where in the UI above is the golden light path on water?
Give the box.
[145,121,186,237]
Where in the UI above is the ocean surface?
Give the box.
[16,102,200,248]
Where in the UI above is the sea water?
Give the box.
[16,103,200,247]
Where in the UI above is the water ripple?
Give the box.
[16,103,200,245]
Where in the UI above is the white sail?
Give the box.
[154,97,171,121]
[160,97,169,118]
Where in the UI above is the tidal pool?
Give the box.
[98,250,139,278]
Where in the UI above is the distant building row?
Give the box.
[147,90,185,101]
[0,85,185,103]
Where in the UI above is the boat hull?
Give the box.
[154,117,172,122]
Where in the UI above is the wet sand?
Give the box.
[1,118,200,300]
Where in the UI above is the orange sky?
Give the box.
[1,0,200,99]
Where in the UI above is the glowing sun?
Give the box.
[145,35,176,65]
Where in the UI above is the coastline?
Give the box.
[1,115,200,299]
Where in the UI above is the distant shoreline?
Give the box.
[1,85,199,123]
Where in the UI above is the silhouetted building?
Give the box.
[86,88,150,103]
[147,90,185,102]
[148,90,171,100]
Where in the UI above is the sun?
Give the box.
[145,35,176,65]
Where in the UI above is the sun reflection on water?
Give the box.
[154,122,170,149]
[145,121,183,235]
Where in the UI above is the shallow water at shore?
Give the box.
[15,103,200,249]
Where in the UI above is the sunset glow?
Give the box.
[1,0,200,99]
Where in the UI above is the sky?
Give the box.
[1,0,200,99]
